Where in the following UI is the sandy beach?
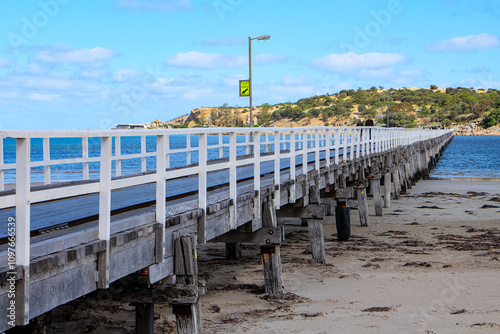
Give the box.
[50,179,500,334]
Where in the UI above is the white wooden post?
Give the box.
[0,137,4,191]
[218,132,223,158]
[266,132,270,152]
[186,133,191,165]
[229,132,237,229]
[43,137,50,185]
[166,134,170,168]
[82,137,89,180]
[349,129,355,161]
[156,134,166,259]
[274,130,280,208]
[315,129,320,171]
[289,130,296,203]
[15,137,30,325]
[115,136,122,177]
[198,133,207,243]
[334,129,339,165]
[253,129,261,219]
[325,129,332,167]
[98,136,112,289]
[141,135,146,172]
[246,132,250,155]
[342,128,348,163]
[356,129,361,159]
[302,129,308,176]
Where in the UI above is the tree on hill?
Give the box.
[169,86,500,129]
[257,103,272,126]
[219,103,233,127]
[482,108,500,128]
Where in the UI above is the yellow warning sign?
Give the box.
[239,80,250,97]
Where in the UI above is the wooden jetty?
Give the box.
[0,127,453,333]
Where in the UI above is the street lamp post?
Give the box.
[248,35,270,128]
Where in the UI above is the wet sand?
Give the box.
[50,180,500,333]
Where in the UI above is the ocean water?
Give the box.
[430,135,500,180]
[3,134,496,184]
[1,134,316,184]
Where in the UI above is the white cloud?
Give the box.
[115,0,192,11]
[165,51,246,69]
[222,73,245,87]
[29,93,60,101]
[0,57,14,67]
[427,33,500,52]
[0,92,18,99]
[254,54,288,65]
[312,52,406,73]
[359,68,425,84]
[36,46,118,65]
[201,37,245,47]
[113,69,141,82]
[81,69,106,79]
[280,75,312,86]
[20,76,74,90]
[182,88,213,100]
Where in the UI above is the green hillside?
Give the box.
[163,86,500,130]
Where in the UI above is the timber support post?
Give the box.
[384,154,392,208]
[170,235,203,334]
[261,201,284,294]
[333,168,352,241]
[306,183,325,264]
[225,242,242,260]
[307,219,326,264]
[370,175,383,216]
[356,166,370,227]
[133,302,154,334]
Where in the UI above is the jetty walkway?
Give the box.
[0,127,453,333]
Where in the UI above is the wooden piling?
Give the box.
[134,302,154,334]
[172,235,202,334]
[307,219,326,264]
[357,188,370,227]
[260,201,284,294]
[371,177,383,216]
[225,243,242,260]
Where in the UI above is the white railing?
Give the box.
[0,127,452,267]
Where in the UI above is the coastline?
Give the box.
[49,179,500,333]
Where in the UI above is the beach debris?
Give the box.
[208,304,221,313]
[261,292,311,304]
[466,227,489,233]
[403,261,431,267]
[437,231,500,251]
[216,283,266,295]
[469,322,500,328]
[450,309,466,314]
[480,204,500,209]
[362,306,394,312]
[488,197,500,202]
[416,205,444,209]
[362,263,380,269]
[466,191,489,197]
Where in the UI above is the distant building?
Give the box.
[112,124,147,129]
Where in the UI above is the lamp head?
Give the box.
[255,35,271,41]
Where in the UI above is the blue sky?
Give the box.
[0,0,499,129]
